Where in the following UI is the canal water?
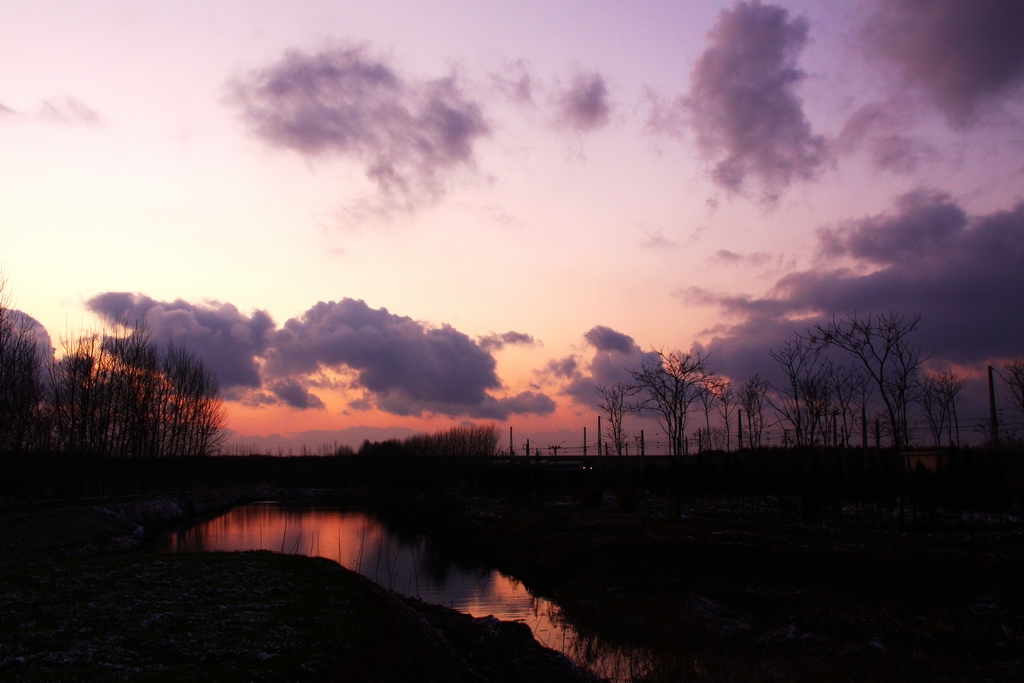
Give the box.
[157,502,659,681]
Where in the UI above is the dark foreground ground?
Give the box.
[4,486,1024,682]
[371,492,1024,682]
[0,492,594,683]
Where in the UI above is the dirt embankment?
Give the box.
[0,490,598,683]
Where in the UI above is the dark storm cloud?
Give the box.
[478,331,537,352]
[229,46,489,211]
[864,0,1024,127]
[266,299,552,417]
[268,379,326,410]
[86,293,274,389]
[697,191,1024,375]
[687,1,827,199]
[557,72,611,132]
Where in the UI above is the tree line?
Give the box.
[357,424,501,458]
[598,311,1024,456]
[0,279,224,458]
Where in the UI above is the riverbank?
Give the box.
[0,490,597,682]
[367,491,1024,682]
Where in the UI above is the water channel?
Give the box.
[157,502,660,681]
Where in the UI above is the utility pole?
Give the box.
[988,365,1000,447]
[639,429,645,474]
[737,409,743,450]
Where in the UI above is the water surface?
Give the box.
[157,503,654,680]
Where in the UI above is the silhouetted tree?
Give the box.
[919,374,945,449]
[596,382,633,456]
[48,321,225,458]
[739,374,768,448]
[695,371,722,452]
[811,312,924,452]
[714,378,736,451]
[769,338,832,448]
[0,277,47,453]
[1001,359,1024,423]
[629,348,710,456]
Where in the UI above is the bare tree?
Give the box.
[769,338,832,448]
[917,373,949,449]
[936,371,966,448]
[695,371,722,452]
[596,382,633,456]
[739,374,768,448]
[714,379,736,451]
[628,348,710,456]
[811,312,924,452]
[49,321,225,458]
[829,364,861,448]
[0,277,46,453]
[1001,359,1024,423]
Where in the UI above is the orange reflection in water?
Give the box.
[158,503,652,682]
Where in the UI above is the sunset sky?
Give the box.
[3,1,1023,450]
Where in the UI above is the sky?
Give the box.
[3,0,1024,451]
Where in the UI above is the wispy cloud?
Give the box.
[0,96,101,125]
[478,331,538,352]
[835,103,940,175]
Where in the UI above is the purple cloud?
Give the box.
[697,190,1024,377]
[88,293,554,418]
[228,46,489,212]
[557,72,611,132]
[266,299,553,418]
[864,0,1024,127]
[86,293,275,390]
[561,326,651,407]
[478,331,538,352]
[268,379,326,410]
[687,1,827,199]
[584,325,635,354]
[835,103,940,175]
[545,356,579,380]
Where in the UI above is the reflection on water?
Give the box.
[157,503,657,682]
